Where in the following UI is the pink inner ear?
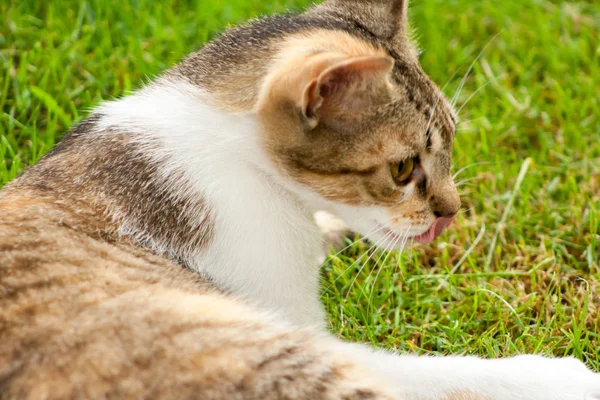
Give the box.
[319,79,334,98]
[303,79,322,119]
[305,56,394,119]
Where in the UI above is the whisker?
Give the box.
[320,222,388,268]
[356,234,399,314]
[321,229,392,298]
[320,247,371,298]
[455,176,482,187]
[458,206,475,215]
[387,227,414,309]
[342,230,395,306]
[364,229,404,287]
[319,224,392,297]
[425,98,441,140]
[456,117,487,126]
[426,58,472,137]
[366,225,410,317]
[451,30,504,108]
[452,162,489,180]
[455,80,492,117]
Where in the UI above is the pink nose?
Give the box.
[413,213,457,244]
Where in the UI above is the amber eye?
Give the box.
[390,158,415,183]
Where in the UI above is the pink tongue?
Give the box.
[414,214,456,244]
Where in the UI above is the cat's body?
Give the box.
[1,0,599,399]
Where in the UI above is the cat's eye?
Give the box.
[391,158,415,183]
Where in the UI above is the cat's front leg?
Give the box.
[314,210,352,252]
[390,354,600,400]
[336,341,600,400]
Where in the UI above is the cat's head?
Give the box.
[256,0,460,249]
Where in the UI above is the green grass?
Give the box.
[2,0,599,368]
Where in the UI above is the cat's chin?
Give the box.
[370,214,457,250]
[367,223,420,250]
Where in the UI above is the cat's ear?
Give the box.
[322,0,409,39]
[301,56,394,130]
[391,0,409,31]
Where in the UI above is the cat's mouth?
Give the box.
[412,214,456,244]
[376,214,456,246]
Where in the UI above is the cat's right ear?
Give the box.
[301,56,394,130]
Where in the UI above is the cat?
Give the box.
[1,0,599,398]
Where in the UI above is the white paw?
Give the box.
[314,211,351,252]
[498,355,600,400]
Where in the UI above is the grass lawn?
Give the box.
[2,0,599,368]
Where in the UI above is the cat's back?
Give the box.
[0,183,216,398]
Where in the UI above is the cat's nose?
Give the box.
[434,208,458,218]
[431,182,461,217]
[432,196,460,218]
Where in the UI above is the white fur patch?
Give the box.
[95,78,325,327]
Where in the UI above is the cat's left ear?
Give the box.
[322,0,409,39]
[392,0,409,32]
[301,56,394,130]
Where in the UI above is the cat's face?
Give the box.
[257,0,460,249]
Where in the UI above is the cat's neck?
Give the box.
[89,79,327,326]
